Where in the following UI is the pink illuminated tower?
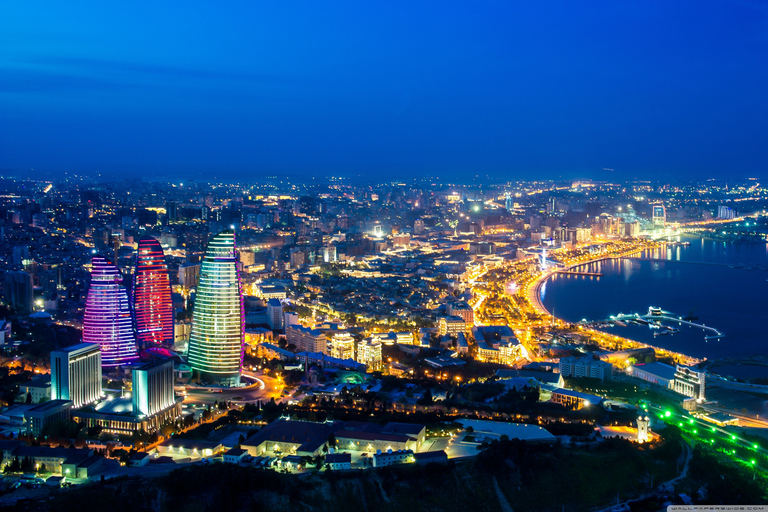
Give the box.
[83,256,139,367]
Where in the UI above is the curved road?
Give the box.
[183,372,283,405]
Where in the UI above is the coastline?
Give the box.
[527,245,703,366]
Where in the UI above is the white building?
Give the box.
[330,333,355,360]
[267,298,283,330]
[372,449,414,467]
[357,338,382,371]
[559,357,613,380]
[51,343,102,409]
[286,324,328,354]
[133,359,175,417]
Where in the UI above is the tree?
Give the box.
[37,463,46,475]
[25,392,32,404]
[417,389,433,406]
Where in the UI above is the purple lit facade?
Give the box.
[83,256,139,367]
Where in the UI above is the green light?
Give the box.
[693,429,697,434]
[678,422,683,427]
[711,428,716,432]
[754,444,759,449]
[732,435,737,441]
[689,419,694,424]
[664,411,671,418]
[751,460,756,465]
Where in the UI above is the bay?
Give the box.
[540,235,768,364]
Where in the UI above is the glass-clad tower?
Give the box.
[83,256,139,367]
[133,238,174,348]
[187,231,244,386]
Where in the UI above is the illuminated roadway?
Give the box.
[182,372,284,405]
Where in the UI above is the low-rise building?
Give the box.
[550,388,603,409]
[414,450,448,465]
[24,399,72,437]
[373,449,414,467]
[324,452,351,470]
[154,439,223,460]
[630,362,676,388]
[223,447,248,464]
[296,352,367,373]
[20,377,51,404]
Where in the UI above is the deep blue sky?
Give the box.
[1,1,767,181]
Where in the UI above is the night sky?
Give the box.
[1,1,767,181]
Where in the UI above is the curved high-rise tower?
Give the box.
[133,238,174,348]
[83,256,139,367]
[187,231,243,386]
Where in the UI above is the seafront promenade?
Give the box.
[525,244,703,366]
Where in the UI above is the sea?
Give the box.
[540,235,768,378]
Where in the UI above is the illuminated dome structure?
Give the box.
[83,256,139,367]
[133,237,174,348]
[187,230,244,386]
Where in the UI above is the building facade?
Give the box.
[133,238,174,347]
[83,256,139,367]
[330,332,355,360]
[132,359,175,417]
[188,231,244,386]
[51,343,102,408]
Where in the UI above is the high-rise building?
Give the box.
[51,343,102,408]
[187,231,244,386]
[652,205,666,228]
[83,256,139,367]
[266,298,283,330]
[132,359,175,417]
[4,271,33,314]
[133,238,174,348]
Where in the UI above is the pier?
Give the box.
[640,314,724,338]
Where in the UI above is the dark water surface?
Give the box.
[540,236,768,363]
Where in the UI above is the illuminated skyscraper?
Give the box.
[133,238,174,348]
[83,256,139,367]
[187,231,244,386]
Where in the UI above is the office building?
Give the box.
[133,238,174,347]
[267,298,283,330]
[132,359,175,417]
[187,231,244,386]
[51,343,103,408]
[83,256,139,367]
[25,400,73,437]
